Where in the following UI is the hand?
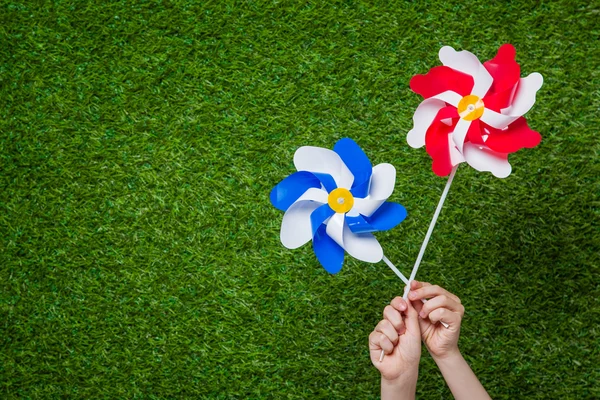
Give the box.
[369,297,422,382]
[408,280,465,360]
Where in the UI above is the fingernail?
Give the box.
[409,292,416,299]
[419,311,426,318]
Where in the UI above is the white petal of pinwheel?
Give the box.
[342,223,383,263]
[353,198,382,218]
[463,143,512,178]
[432,91,462,107]
[439,46,493,98]
[471,66,494,98]
[451,118,472,153]
[481,73,544,129]
[296,187,328,203]
[294,146,354,189]
[351,163,396,217]
[407,98,447,149]
[326,212,345,248]
[346,208,360,217]
[368,163,396,199]
[501,72,544,117]
[480,109,516,129]
[448,133,466,166]
[280,201,323,249]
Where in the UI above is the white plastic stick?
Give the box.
[403,165,458,300]
[382,255,409,285]
[379,254,449,363]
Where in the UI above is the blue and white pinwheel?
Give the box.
[269,138,407,274]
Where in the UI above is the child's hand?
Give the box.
[408,281,465,360]
[369,297,421,383]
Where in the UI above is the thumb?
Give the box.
[403,299,421,336]
[410,299,430,333]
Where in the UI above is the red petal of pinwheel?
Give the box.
[484,117,541,153]
[425,107,459,177]
[466,119,485,146]
[436,105,460,120]
[483,44,521,111]
[410,66,474,99]
[428,122,456,177]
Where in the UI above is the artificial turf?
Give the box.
[1,0,599,398]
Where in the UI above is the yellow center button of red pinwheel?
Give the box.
[457,95,485,121]
[328,188,354,214]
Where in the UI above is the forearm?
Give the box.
[433,351,491,400]
[381,371,418,400]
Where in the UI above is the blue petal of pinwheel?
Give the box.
[313,224,345,274]
[350,182,370,199]
[333,138,372,197]
[364,202,407,231]
[310,203,336,236]
[311,172,338,193]
[270,171,322,211]
[346,215,377,234]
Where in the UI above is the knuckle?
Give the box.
[380,333,389,344]
[379,319,390,330]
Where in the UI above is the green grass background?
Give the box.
[1,0,599,398]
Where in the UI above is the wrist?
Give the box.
[429,347,462,363]
[381,368,419,391]
[431,347,462,365]
[381,370,419,400]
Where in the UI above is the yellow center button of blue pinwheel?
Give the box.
[457,95,485,121]
[328,188,354,214]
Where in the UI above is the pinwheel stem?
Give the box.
[382,255,409,285]
[403,165,459,300]
[380,256,448,367]
[379,167,457,363]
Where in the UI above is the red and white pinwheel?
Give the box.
[408,44,543,178]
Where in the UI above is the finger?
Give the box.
[428,307,462,329]
[408,284,461,304]
[409,298,431,334]
[378,333,394,354]
[383,305,405,334]
[369,331,394,356]
[390,296,408,313]
[369,330,382,350]
[410,298,424,314]
[375,319,399,345]
[369,330,379,350]
[418,295,464,319]
[410,280,431,290]
[402,298,421,334]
